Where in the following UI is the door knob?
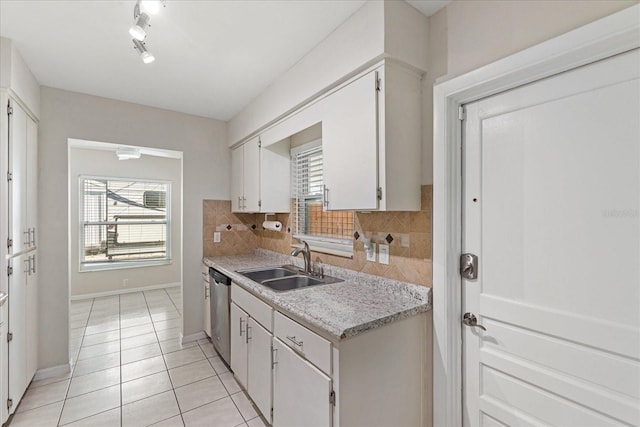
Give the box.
[462,312,487,331]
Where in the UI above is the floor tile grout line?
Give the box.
[57,297,95,427]
[143,289,185,425]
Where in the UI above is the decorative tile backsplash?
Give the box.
[203,185,432,286]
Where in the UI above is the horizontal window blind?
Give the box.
[292,145,353,243]
[81,178,170,265]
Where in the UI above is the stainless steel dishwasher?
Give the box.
[209,268,231,366]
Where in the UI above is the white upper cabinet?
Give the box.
[231,136,260,212]
[231,135,290,213]
[322,70,379,211]
[322,62,422,211]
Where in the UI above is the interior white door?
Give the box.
[25,252,37,383]
[462,49,640,426]
[26,115,37,247]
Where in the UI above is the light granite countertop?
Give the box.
[203,249,431,342]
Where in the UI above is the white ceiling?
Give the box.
[1,1,449,121]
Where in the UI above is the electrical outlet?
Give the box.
[379,244,390,265]
[366,243,376,262]
[214,232,221,243]
[123,279,129,287]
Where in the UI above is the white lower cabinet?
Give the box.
[230,284,273,422]
[272,338,332,427]
[229,283,429,427]
[230,302,249,389]
[203,268,211,338]
[247,318,272,419]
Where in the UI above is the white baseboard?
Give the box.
[70,282,181,301]
[33,363,72,381]
[181,331,207,344]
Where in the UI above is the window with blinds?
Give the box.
[291,140,354,256]
[80,177,171,269]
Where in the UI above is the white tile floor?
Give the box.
[7,287,268,427]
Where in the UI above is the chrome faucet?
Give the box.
[291,240,311,274]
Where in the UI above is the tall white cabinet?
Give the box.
[1,94,39,419]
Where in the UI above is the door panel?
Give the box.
[322,70,378,210]
[463,49,640,426]
[230,303,248,389]
[25,252,37,382]
[26,116,37,247]
[272,338,331,427]
[243,137,260,212]
[231,146,243,212]
[8,254,28,414]
[247,319,271,421]
[9,102,27,255]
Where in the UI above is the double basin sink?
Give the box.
[237,265,342,292]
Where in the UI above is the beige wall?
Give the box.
[420,0,637,184]
[445,0,638,78]
[39,87,228,369]
[69,147,182,297]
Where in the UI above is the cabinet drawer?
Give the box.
[274,312,331,375]
[231,284,273,332]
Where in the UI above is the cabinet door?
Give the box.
[1,289,8,424]
[230,303,248,389]
[203,281,211,338]
[247,318,272,422]
[25,252,37,382]
[243,137,261,212]
[26,116,37,247]
[273,338,332,427]
[322,70,378,210]
[9,102,28,254]
[231,146,244,212]
[8,254,28,415]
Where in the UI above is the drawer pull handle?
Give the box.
[239,318,245,336]
[286,335,303,349]
[246,325,252,344]
[272,346,278,368]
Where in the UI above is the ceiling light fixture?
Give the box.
[140,0,164,15]
[133,39,155,64]
[129,11,150,41]
[129,0,165,63]
[116,147,142,160]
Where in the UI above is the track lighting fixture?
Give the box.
[129,11,150,41]
[133,39,155,64]
[129,0,164,63]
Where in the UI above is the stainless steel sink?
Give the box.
[261,275,324,292]
[239,267,297,283]
[237,265,342,292]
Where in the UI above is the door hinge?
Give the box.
[7,171,12,182]
[375,71,381,92]
[258,138,262,148]
[7,332,13,343]
[7,238,12,250]
[7,102,13,116]
[377,187,382,200]
[7,266,13,276]
[6,398,12,410]
[329,390,336,406]
[458,106,465,121]
[258,200,262,208]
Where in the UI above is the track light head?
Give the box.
[133,39,155,64]
[129,12,150,41]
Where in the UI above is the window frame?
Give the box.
[78,175,172,272]
[291,140,354,257]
